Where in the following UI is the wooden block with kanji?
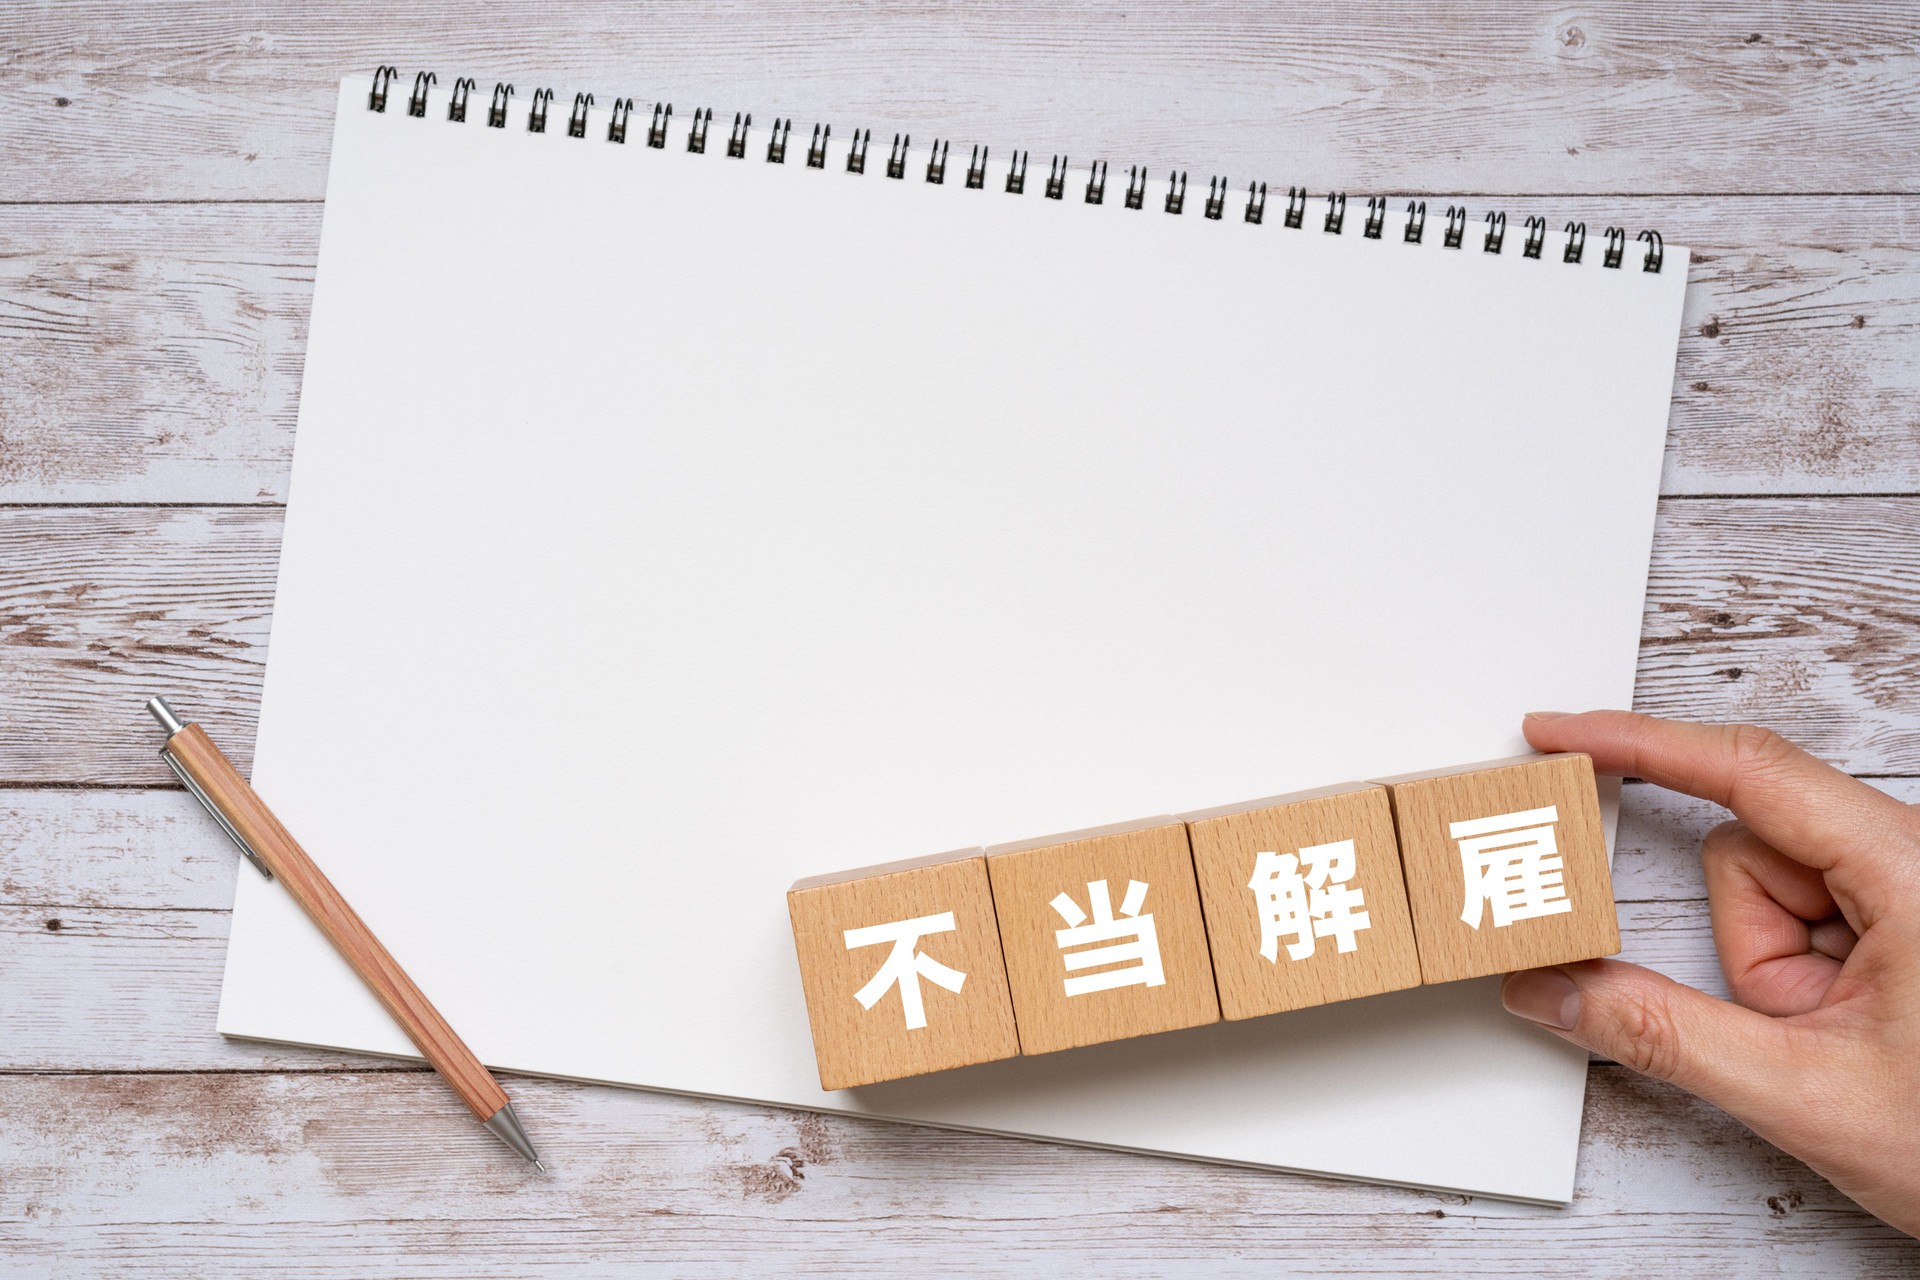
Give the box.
[1375,752,1619,984]
[985,819,1219,1055]
[788,850,1019,1090]
[1184,783,1422,1019]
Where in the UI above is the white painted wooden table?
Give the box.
[3,3,1918,1273]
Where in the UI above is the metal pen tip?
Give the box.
[483,1100,543,1170]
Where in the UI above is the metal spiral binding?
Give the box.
[1484,212,1506,254]
[1638,230,1664,273]
[369,65,397,112]
[1283,187,1307,229]
[1404,201,1426,243]
[409,72,435,118]
[1602,226,1626,269]
[1523,216,1546,258]
[364,68,1667,274]
[1363,196,1386,239]
[1204,176,1227,220]
[1563,222,1587,264]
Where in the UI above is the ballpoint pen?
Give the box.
[144,696,545,1171]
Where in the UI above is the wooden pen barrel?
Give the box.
[164,724,510,1122]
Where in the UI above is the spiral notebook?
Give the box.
[218,70,1687,1203]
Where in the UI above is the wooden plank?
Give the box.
[1636,498,1920,773]
[4,500,1916,785]
[10,781,1915,916]
[12,783,1920,1073]
[6,2,1919,203]
[2,791,1908,1254]
[3,199,1919,504]
[0,205,311,504]
[0,896,1733,1073]
[0,788,239,911]
[0,785,373,1069]
[0,901,376,1072]
[0,507,275,786]
[0,1068,1910,1276]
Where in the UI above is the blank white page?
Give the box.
[220,77,1687,1204]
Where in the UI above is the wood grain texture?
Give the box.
[2,1068,1915,1278]
[0,506,275,785]
[1382,754,1618,983]
[162,724,508,1120]
[0,893,1745,1072]
[0,786,1913,1261]
[4,198,1919,504]
[1186,783,1421,1018]
[7,501,1916,785]
[7,2,1920,203]
[1634,498,1920,771]
[0,205,310,504]
[986,821,1218,1053]
[4,740,1800,1074]
[788,854,1019,1089]
[14,780,1912,918]
[5,0,1920,1265]
[14,781,1909,1072]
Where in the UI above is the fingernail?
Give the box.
[1524,711,1571,722]
[1502,968,1581,1030]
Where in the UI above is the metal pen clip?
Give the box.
[148,697,273,881]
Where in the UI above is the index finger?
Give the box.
[1522,710,1920,929]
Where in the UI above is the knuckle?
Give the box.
[1728,722,1793,775]
[1609,986,1686,1081]
[1700,818,1747,853]
[1699,818,1756,871]
[1722,723,1799,811]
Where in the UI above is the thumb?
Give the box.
[1502,959,1805,1130]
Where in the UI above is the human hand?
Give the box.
[1501,710,1920,1238]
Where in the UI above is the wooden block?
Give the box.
[1376,753,1620,984]
[1184,783,1422,1020]
[788,850,1019,1090]
[985,819,1219,1055]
